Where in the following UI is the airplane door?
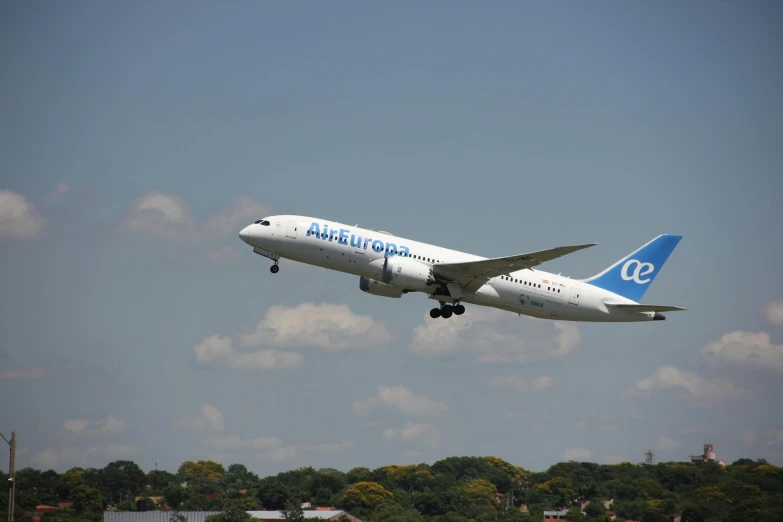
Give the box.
[286,221,298,239]
[569,287,580,305]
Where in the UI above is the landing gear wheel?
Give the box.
[441,305,453,319]
[270,264,280,274]
[454,304,465,315]
[429,308,442,319]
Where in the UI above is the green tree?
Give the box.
[178,461,226,480]
[369,503,425,522]
[461,479,498,514]
[226,507,252,522]
[147,470,177,492]
[339,481,395,517]
[536,477,576,507]
[210,506,252,522]
[71,485,104,515]
[223,495,260,511]
[583,500,604,518]
[282,497,305,522]
[164,484,194,510]
[136,496,157,511]
[100,461,146,497]
[227,464,249,476]
[347,468,373,484]
[257,478,289,510]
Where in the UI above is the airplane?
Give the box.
[238,215,685,322]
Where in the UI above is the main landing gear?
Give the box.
[429,302,465,319]
[270,263,280,274]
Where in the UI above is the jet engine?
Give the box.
[359,276,403,298]
[380,256,435,292]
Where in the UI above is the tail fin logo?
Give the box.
[621,259,654,284]
[583,234,682,302]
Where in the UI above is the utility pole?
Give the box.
[1,431,15,522]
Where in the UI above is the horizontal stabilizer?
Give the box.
[606,303,686,312]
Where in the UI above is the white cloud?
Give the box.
[29,448,61,469]
[768,430,783,446]
[400,450,426,459]
[701,330,783,373]
[352,385,449,418]
[95,415,127,436]
[29,444,138,470]
[194,335,304,370]
[47,182,70,201]
[203,435,282,451]
[651,435,680,451]
[207,246,240,263]
[744,430,758,445]
[63,419,90,437]
[120,191,196,241]
[301,441,355,453]
[561,447,593,461]
[489,375,554,394]
[0,368,45,380]
[206,195,271,239]
[196,303,389,370]
[560,447,625,464]
[629,410,645,420]
[764,301,783,326]
[261,445,299,462]
[120,191,270,243]
[409,307,580,364]
[626,365,748,402]
[239,303,393,351]
[63,415,127,438]
[0,190,46,238]
[383,422,440,448]
[172,404,226,434]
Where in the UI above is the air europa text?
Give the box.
[306,223,410,258]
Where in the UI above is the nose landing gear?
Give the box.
[429,302,466,319]
[270,263,280,274]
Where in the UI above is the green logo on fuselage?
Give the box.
[519,294,544,308]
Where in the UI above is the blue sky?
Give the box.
[1,1,782,476]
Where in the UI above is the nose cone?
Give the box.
[239,225,252,244]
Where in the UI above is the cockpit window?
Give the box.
[253,220,271,226]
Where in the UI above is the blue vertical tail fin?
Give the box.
[582,234,682,302]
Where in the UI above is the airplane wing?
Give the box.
[605,303,687,312]
[433,243,597,293]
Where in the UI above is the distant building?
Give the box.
[103,510,362,522]
[248,511,360,522]
[690,443,726,466]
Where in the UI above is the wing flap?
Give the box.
[606,303,687,312]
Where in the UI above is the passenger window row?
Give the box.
[499,276,562,293]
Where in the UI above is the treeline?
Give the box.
[2,456,783,522]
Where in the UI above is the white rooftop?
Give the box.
[247,511,345,519]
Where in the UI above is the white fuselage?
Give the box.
[240,215,658,323]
